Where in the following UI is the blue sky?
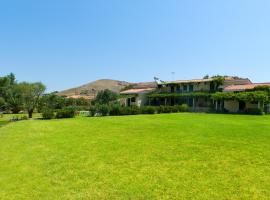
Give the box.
[1,0,270,91]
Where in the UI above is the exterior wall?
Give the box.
[160,82,211,93]
[224,100,239,113]
[136,94,148,107]
[124,94,148,107]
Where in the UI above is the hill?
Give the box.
[57,79,156,99]
[57,79,131,98]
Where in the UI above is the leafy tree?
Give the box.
[18,82,46,118]
[93,89,118,105]
[0,97,5,112]
[5,84,24,113]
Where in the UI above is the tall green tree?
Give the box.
[18,82,46,118]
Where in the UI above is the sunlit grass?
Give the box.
[0,113,270,199]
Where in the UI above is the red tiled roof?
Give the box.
[120,88,155,94]
[224,83,270,92]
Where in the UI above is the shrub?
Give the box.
[98,104,110,116]
[56,107,76,119]
[89,105,98,117]
[163,106,173,113]
[178,104,189,112]
[119,107,132,115]
[244,108,264,115]
[20,115,29,120]
[119,106,140,115]
[109,104,121,116]
[42,108,55,119]
[141,106,156,114]
[171,106,179,113]
[130,106,140,115]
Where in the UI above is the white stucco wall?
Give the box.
[136,94,148,107]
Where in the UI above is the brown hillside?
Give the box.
[57,79,131,98]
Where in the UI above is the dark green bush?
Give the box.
[56,107,76,118]
[109,104,121,116]
[89,105,98,117]
[244,108,264,115]
[20,115,29,120]
[119,107,131,115]
[163,106,173,113]
[178,104,189,112]
[98,104,110,116]
[42,108,55,119]
[119,106,140,115]
[130,106,140,115]
[141,106,156,114]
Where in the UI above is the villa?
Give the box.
[120,77,270,114]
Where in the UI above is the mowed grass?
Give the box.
[0,113,270,199]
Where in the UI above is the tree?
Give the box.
[0,73,21,113]
[5,84,23,113]
[19,82,46,118]
[203,75,209,79]
[93,89,118,105]
[0,97,5,112]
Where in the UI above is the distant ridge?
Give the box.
[57,79,131,98]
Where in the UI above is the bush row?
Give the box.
[89,104,189,117]
[42,107,76,119]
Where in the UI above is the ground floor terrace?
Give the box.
[122,92,270,114]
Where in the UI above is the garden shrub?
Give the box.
[244,108,264,115]
[42,108,55,119]
[119,106,140,115]
[56,107,76,118]
[109,104,121,116]
[98,104,110,116]
[141,106,156,114]
[130,106,140,115]
[163,106,173,113]
[178,104,189,112]
[89,105,98,117]
[20,115,29,120]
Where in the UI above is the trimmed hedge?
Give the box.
[56,107,76,119]
[42,108,55,119]
[88,104,189,117]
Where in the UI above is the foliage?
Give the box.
[244,108,264,115]
[56,107,76,119]
[89,105,98,117]
[38,93,90,112]
[0,97,5,111]
[211,75,225,91]
[18,82,46,118]
[140,106,156,114]
[211,91,269,102]
[42,108,55,119]
[109,104,121,116]
[98,104,110,116]
[92,89,118,105]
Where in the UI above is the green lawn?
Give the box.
[0,113,270,199]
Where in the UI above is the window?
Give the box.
[176,85,181,92]
[171,86,175,93]
[183,85,187,91]
[131,97,136,102]
[189,85,194,92]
